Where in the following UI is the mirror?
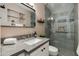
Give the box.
[0,3,36,28]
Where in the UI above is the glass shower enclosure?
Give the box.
[45,3,78,56]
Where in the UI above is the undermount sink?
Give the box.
[24,38,42,45]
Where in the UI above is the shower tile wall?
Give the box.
[45,3,75,50]
[45,3,76,56]
[52,19,74,49]
[45,6,51,38]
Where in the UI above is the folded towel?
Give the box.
[3,38,17,45]
[15,24,23,26]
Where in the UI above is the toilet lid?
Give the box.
[49,46,58,52]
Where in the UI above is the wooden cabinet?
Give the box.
[30,42,49,56]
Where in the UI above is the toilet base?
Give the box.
[49,51,58,56]
[49,45,58,56]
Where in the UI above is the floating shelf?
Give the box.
[37,20,44,23]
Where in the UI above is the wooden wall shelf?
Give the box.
[37,20,44,23]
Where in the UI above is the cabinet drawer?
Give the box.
[30,42,49,56]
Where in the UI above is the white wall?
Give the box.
[35,3,45,36]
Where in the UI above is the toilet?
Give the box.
[49,45,58,56]
[77,44,79,56]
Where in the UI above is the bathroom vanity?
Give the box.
[29,41,49,56]
[2,38,49,56]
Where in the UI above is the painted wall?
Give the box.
[0,27,35,38]
[35,3,45,36]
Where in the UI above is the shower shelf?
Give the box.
[56,31,68,33]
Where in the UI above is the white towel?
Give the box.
[3,38,17,45]
[15,24,23,26]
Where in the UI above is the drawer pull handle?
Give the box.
[0,17,2,19]
[43,48,45,50]
[41,49,43,52]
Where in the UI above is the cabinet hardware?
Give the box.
[43,48,45,50]
[0,17,2,19]
[41,49,43,52]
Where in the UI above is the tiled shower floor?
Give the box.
[58,48,75,56]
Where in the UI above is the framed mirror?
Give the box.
[0,3,36,28]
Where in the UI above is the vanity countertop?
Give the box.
[2,37,49,56]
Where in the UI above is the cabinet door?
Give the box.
[30,42,49,56]
[41,42,49,56]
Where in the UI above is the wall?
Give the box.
[35,3,45,36]
[74,3,78,55]
[0,27,35,38]
[45,6,51,38]
[78,4,79,45]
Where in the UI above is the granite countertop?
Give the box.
[2,37,49,56]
